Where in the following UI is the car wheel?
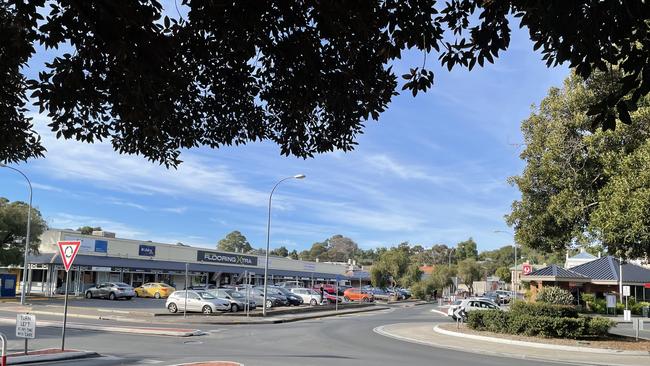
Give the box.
[265,300,273,309]
[154,292,161,299]
[231,304,239,312]
[109,292,116,300]
[310,299,317,306]
[134,291,139,298]
[85,291,93,299]
[168,303,178,313]
[202,305,213,314]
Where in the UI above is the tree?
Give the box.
[76,226,101,235]
[0,197,47,265]
[495,267,511,284]
[399,264,423,288]
[270,246,289,258]
[288,250,299,260]
[457,258,482,295]
[455,238,478,261]
[430,244,453,265]
[3,1,647,166]
[370,247,411,288]
[216,231,252,253]
[507,71,650,259]
[325,235,359,262]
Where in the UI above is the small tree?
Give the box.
[457,259,481,294]
[495,266,512,283]
[77,226,101,235]
[536,286,574,305]
[217,231,253,253]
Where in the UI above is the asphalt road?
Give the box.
[0,305,575,366]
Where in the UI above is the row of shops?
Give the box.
[15,229,359,296]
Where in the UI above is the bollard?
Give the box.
[0,331,7,366]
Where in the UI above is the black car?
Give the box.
[270,286,304,306]
[253,286,289,306]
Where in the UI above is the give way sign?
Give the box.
[57,241,81,272]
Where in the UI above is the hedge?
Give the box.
[467,310,613,338]
[510,301,578,318]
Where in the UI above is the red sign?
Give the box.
[645,283,650,289]
[522,263,533,275]
[57,241,81,272]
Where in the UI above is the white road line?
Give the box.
[430,308,448,317]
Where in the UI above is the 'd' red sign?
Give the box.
[57,241,81,272]
[645,283,650,289]
[522,264,533,275]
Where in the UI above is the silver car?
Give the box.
[85,282,135,300]
[208,288,256,312]
[166,290,231,314]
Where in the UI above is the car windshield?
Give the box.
[198,292,216,299]
[309,290,320,295]
[229,291,243,298]
[114,282,130,287]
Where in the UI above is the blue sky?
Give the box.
[1,19,568,253]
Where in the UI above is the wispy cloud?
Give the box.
[364,154,455,185]
[49,213,147,239]
[161,206,188,214]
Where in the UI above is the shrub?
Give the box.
[631,301,650,315]
[536,286,574,305]
[586,317,615,337]
[510,301,578,318]
[467,311,486,330]
[409,281,434,300]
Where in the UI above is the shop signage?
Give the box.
[645,283,650,289]
[92,266,112,272]
[303,263,316,271]
[623,285,630,297]
[139,244,156,257]
[522,263,533,275]
[197,250,257,266]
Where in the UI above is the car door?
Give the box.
[98,283,110,298]
[185,291,202,311]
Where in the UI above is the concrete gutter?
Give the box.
[7,350,99,365]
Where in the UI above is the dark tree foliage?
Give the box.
[2,1,648,166]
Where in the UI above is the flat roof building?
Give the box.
[22,229,348,296]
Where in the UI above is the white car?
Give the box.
[290,288,324,306]
[166,290,231,314]
[447,298,501,320]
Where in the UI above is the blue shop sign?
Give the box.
[94,240,108,253]
[139,244,156,257]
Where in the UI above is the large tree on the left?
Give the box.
[0,197,47,265]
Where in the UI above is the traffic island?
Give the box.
[374,322,650,366]
[5,348,99,365]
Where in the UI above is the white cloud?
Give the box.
[31,182,64,193]
[364,154,455,185]
[30,113,269,208]
[48,213,146,239]
[161,206,188,214]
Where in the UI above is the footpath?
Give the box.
[375,322,650,366]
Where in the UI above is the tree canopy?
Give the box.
[216,230,253,253]
[76,226,102,235]
[2,1,648,166]
[507,71,650,259]
[0,197,46,265]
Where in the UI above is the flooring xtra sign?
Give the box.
[197,250,257,266]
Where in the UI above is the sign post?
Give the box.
[57,241,80,351]
[16,313,35,355]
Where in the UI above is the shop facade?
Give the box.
[21,230,348,296]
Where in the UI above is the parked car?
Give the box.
[166,290,231,314]
[322,290,342,304]
[343,288,374,302]
[369,288,392,301]
[495,290,512,303]
[269,286,304,306]
[386,288,404,300]
[290,288,324,306]
[447,298,502,321]
[85,282,136,300]
[275,281,302,289]
[209,288,256,312]
[483,292,502,304]
[238,287,286,309]
[187,284,217,291]
[135,283,175,299]
[312,284,338,295]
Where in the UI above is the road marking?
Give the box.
[430,308,448,317]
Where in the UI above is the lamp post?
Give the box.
[494,230,517,299]
[262,174,305,316]
[1,164,33,305]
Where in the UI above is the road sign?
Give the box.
[522,264,533,275]
[623,285,630,297]
[453,307,466,322]
[16,314,35,339]
[57,241,81,272]
[644,283,650,289]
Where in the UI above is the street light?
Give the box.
[1,164,33,305]
[494,230,517,299]
[262,174,305,316]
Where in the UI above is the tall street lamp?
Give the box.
[494,230,517,299]
[1,164,33,305]
[262,174,305,316]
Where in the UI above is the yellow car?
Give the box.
[135,283,175,299]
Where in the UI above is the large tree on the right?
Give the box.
[507,71,650,260]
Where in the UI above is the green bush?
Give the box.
[536,286,574,305]
[466,311,614,339]
[510,301,578,318]
[586,317,615,337]
[631,301,650,315]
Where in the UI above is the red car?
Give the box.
[312,284,339,295]
[322,290,342,304]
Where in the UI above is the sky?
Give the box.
[1,13,569,254]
